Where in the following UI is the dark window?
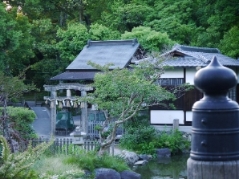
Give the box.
[157,78,184,86]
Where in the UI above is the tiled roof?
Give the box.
[66,39,140,70]
[50,71,97,80]
[162,45,239,67]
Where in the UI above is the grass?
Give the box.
[31,154,85,179]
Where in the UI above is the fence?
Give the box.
[20,137,115,155]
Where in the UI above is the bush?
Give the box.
[65,149,129,172]
[120,112,157,153]
[119,112,190,155]
[155,130,190,155]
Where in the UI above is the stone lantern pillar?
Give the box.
[187,56,239,179]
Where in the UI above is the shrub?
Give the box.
[65,149,129,172]
[120,112,157,153]
[155,130,190,155]
[0,135,52,179]
[119,112,190,155]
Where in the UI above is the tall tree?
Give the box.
[56,22,89,63]
[121,26,175,52]
[86,58,189,154]
[0,71,36,152]
[0,3,34,76]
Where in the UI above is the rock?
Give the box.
[138,154,152,161]
[94,168,121,179]
[120,170,141,179]
[134,160,147,166]
[120,150,139,165]
[156,148,171,158]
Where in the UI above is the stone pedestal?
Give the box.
[187,158,239,179]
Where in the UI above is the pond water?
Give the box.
[133,154,189,179]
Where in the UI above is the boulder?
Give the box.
[120,170,141,179]
[119,150,139,165]
[94,168,121,179]
[138,154,152,161]
[156,148,171,158]
[134,160,147,166]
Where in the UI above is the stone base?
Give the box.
[187,158,239,179]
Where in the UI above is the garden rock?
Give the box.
[119,150,139,165]
[134,160,147,166]
[138,154,152,161]
[120,170,141,179]
[156,148,171,158]
[94,168,121,179]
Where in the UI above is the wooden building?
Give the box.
[46,40,239,133]
[149,45,239,131]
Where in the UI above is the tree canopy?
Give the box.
[86,59,190,154]
[1,0,239,88]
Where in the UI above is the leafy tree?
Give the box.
[56,22,89,63]
[100,1,153,32]
[5,107,36,139]
[86,58,189,154]
[0,135,52,179]
[0,72,36,152]
[219,26,239,59]
[193,0,239,47]
[144,0,198,45]
[121,26,175,52]
[0,3,34,75]
[89,23,120,41]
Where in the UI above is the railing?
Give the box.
[19,137,115,155]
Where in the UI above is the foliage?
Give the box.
[32,154,84,179]
[3,106,37,139]
[89,23,120,41]
[156,130,190,155]
[0,135,53,179]
[120,113,157,153]
[121,26,174,52]
[56,22,89,63]
[219,26,239,58]
[0,3,34,75]
[65,149,129,173]
[120,113,190,155]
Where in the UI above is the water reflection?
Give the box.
[133,154,188,179]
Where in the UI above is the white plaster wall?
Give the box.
[186,111,192,122]
[150,110,184,124]
[161,68,183,78]
[185,68,197,85]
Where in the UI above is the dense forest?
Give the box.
[1,0,239,89]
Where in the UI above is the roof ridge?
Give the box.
[87,39,138,47]
[173,44,220,53]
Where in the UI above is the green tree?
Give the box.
[144,0,198,45]
[56,22,89,63]
[87,59,179,154]
[6,107,36,139]
[0,3,34,75]
[121,26,175,52]
[89,23,120,41]
[193,0,239,47]
[219,26,239,59]
[0,72,36,152]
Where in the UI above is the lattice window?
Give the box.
[228,87,236,101]
[157,78,184,86]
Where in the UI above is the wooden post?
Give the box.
[50,90,57,136]
[81,91,88,134]
[173,119,179,130]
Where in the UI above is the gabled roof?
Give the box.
[162,44,239,67]
[50,71,97,81]
[66,39,140,70]
[51,39,140,81]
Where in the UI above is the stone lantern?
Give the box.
[70,126,86,145]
